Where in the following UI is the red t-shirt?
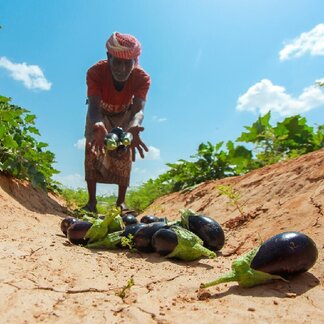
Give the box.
[87,60,151,114]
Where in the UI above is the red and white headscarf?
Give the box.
[106,32,141,62]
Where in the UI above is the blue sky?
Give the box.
[1,0,324,195]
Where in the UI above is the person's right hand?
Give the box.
[88,122,108,157]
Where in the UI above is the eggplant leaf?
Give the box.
[84,207,121,243]
[167,225,216,261]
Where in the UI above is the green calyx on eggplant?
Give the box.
[120,132,133,146]
[105,127,133,151]
[200,231,318,289]
[180,209,225,251]
[84,207,121,242]
[104,134,119,151]
[152,225,216,261]
[86,231,123,250]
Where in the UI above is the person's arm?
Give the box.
[87,96,108,156]
[127,97,149,162]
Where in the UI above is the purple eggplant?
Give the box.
[133,222,167,252]
[60,217,79,236]
[152,228,178,256]
[67,221,92,245]
[180,209,225,251]
[251,231,318,277]
[121,223,147,238]
[122,214,138,226]
[140,215,165,224]
[201,231,318,289]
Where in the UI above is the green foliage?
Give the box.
[237,112,323,166]
[155,112,323,193]
[60,186,117,214]
[0,96,59,190]
[126,179,171,212]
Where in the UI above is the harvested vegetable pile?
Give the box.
[61,208,225,261]
[62,208,319,289]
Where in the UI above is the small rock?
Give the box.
[248,307,255,312]
[197,291,211,301]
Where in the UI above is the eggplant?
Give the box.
[120,132,133,146]
[152,228,178,256]
[181,209,225,251]
[251,231,318,277]
[140,215,165,224]
[122,214,138,226]
[133,222,166,252]
[152,225,216,261]
[105,139,118,151]
[110,127,124,138]
[121,223,147,237]
[105,132,119,142]
[201,231,319,289]
[67,221,92,245]
[60,217,79,236]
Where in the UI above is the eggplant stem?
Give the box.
[200,272,236,288]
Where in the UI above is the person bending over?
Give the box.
[83,32,150,214]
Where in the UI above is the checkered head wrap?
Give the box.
[106,32,142,62]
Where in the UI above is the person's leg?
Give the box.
[116,185,127,207]
[82,179,97,212]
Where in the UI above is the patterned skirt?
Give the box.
[84,108,133,187]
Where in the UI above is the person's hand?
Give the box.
[88,122,108,157]
[128,126,148,162]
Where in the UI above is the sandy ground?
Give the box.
[0,149,323,323]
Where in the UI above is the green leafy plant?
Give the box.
[126,178,170,212]
[0,96,59,190]
[60,186,117,213]
[217,185,245,216]
[116,277,134,300]
[237,112,323,166]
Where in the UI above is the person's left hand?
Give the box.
[128,126,148,162]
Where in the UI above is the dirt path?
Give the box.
[0,150,323,323]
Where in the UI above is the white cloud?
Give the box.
[74,138,86,150]
[152,115,167,123]
[236,79,324,116]
[0,56,52,90]
[279,23,324,61]
[145,146,161,160]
